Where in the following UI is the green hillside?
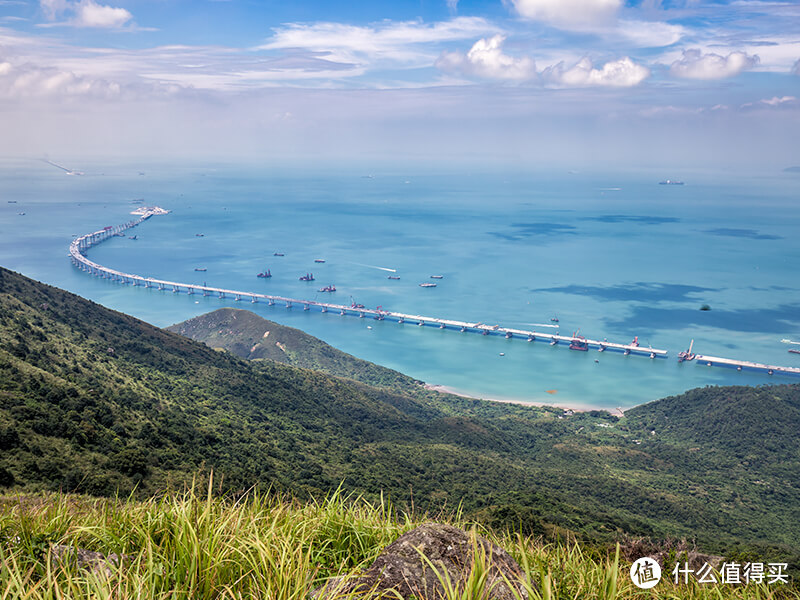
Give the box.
[166,307,423,394]
[1,266,799,568]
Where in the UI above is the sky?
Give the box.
[0,0,798,170]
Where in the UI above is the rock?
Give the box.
[50,544,126,578]
[312,523,531,599]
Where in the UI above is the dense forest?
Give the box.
[1,266,798,570]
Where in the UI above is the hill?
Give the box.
[166,307,422,394]
[1,266,799,567]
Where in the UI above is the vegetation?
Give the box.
[1,266,799,576]
[2,484,797,599]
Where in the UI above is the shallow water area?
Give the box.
[3,159,799,409]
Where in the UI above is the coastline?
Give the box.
[424,383,624,415]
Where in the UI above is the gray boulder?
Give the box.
[313,523,531,599]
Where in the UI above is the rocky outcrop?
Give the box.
[313,523,531,599]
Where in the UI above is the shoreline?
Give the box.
[423,383,625,415]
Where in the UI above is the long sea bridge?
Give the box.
[69,208,800,376]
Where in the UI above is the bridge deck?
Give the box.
[70,209,674,360]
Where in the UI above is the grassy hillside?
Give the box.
[166,307,421,393]
[1,266,799,569]
[2,487,797,599]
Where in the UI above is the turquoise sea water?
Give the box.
[2,159,799,410]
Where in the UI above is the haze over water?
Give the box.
[2,159,799,410]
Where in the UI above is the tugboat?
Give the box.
[387,275,401,280]
[299,273,315,281]
[419,282,437,288]
[257,269,272,278]
[678,340,696,362]
[569,330,589,351]
[319,284,336,292]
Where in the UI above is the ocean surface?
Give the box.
[2,158,799,410]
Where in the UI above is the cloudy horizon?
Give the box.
[0,0,798,170]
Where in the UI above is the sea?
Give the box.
[2,158,799,411]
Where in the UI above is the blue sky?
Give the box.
[0,0,798,169]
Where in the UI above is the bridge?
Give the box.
[69,208,670,359]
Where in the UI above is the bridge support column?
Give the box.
[251,296,257,303]
[235,294,241,301]
[304,304,309,311]
[321,306,327,313]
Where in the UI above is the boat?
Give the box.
[129,235,137,240]
[299,273,315,281]
[551,316,559,323]
[678,339,696,362]
[419,282,437,288]
[659,180,684,185]
[257,269,272,278]
[195,233,204,237]
[194,267,207,272]
[387,276,401,280]
[569,331,588,351]
[319,285,336,292]
[430,275,443,279]
[315,259,326,263]
[350,297,365,309]
[789,349,800,355]
[273,252,284,256]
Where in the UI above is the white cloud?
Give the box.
[740,95,798,109]
[511,0,622,28]
[670,49,759,79]
[74,0,132,28]
[436,35,536,80]
[39,0,133,28]
[446,0,458,11]
[543,56,650,87]
[615,19,684,48]
[0,58,123,98]
[257,18,500,68]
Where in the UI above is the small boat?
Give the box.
[8,200,17,204]
[430,275,443,279]
[569,331,588,351]
[273,252,284,256]
[315,259,326,263]
[257,269,272,278]
[659,179,684,185]
[387,276,401,280]
[789,349,800,355]
[677,339,696,362]
[499,353,505,356]
[194,267,207,272]
[551,316,559,323]
[18,212,25,215]
[299,273,315,281]
[419,282,437,288]
[195,233,204,237]
[319,284,336,292]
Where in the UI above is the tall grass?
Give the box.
[0,483,796,599]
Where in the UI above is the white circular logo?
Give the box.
[630,557,662,589]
